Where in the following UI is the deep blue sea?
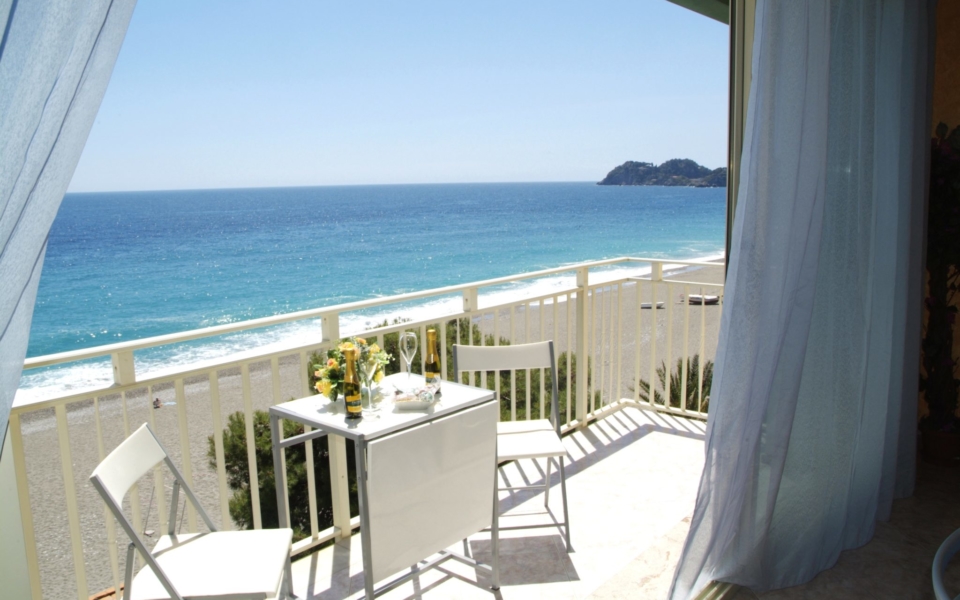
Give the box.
[20,182,724,396]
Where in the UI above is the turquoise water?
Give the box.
[21,182,724,394]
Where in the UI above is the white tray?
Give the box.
[392,398,438,411]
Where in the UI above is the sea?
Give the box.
[19,182,725,398]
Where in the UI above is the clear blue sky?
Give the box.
[68,1,728,192]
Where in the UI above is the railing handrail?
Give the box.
[12,284,585,412]
[22,256,722,370]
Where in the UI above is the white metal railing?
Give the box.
[10,256,724,599]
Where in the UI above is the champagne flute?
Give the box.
[399,332,418,389]
[363,359,381,413]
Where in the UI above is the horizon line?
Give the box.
[65,180,606,195]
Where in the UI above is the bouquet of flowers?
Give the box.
[312,337,391,401]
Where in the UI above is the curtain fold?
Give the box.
[0,0,137,455]
[670,0,934,596]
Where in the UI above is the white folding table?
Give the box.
[269,373,500,598]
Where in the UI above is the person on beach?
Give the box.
[154,397,162,409]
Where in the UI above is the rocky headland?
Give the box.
[598,159,726,187]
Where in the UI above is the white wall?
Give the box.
[0,428,32,599]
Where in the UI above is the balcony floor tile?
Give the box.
[728,461,960,600]
[290,405,706,599]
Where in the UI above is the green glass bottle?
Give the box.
[425,328,441,394]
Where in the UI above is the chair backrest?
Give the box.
[90,423,166,506]
[453,341,561,431]
[454,341,553,372]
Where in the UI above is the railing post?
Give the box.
[576,267,589,428]
[322,312,340,343]
[650,261,663,282]
[320,310,351,539]
[648,262,662,414]
[111,350,135,385]
[462,287,479,313]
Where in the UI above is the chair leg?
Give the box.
[559,456,572,552]
[123,543,136,600]
[491,466,500,590]
[282,555,295,599]
[544,457,552,507]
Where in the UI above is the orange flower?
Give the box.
[327,358,337,369]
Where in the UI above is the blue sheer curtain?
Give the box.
[0,0,136,456]
[670,0,934,596]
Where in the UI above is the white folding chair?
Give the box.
[90,423,294,600]
[453,340,572,551]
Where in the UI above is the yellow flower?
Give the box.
[370,343,381,353]
[327,358,337,369]
[338,341,355,352]
[314,380,324,393]
[374,370,384,383]
[321,380,332,396]
[314,369,323,378]
[356,337,367,345]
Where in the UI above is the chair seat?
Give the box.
[498,428,568,462]
[129,529,293,600]
[497,419,556,435]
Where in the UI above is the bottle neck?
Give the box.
[345,350,357,378]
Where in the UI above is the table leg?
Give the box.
[492,459,500,590]
[270,413,289,529]
[355,438,375,599]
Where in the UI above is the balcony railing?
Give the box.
[9,256,723,600]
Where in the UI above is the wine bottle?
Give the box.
[424,328,441,394]
[344,347,362,419]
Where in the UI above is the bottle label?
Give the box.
[345,393,362,417]
[426,367,442,395]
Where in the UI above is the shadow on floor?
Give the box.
[497,408,706,519]
[469,534,579,586]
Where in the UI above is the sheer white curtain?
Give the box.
[670,0,934,596]
[0,0,136,456]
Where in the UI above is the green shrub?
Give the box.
[207,410,358,539]
[634,354,713,412]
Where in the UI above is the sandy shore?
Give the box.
[17,262,725,599]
